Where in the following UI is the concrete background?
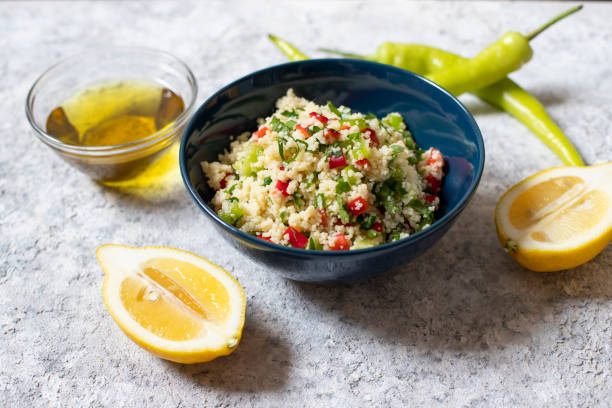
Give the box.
[1,1,610,407]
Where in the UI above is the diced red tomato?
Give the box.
[284,226,308,249]
[427,148,443,165]
[347,196,368,216]
[295,124,310,139]
[324,128,340,141]
[423,194,438,204]
[361,128,379,146]
[333,218,354,227]
[372,221,383,233]
[340,125,352,131]
[425,175,441,193]
[329,152,347,169]
[355,158,370,168]
[275,180,290,196]
[318,209,328,226]
[330,233,350,251]
[252,126,269,139]
[279,166,285,171]
[309,112,328,125]
[256,234,273,243]
[219,172,233,189]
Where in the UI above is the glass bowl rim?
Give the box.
[25,46,198,157]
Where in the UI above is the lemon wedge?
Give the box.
[494,163,612,271]
[97,244,246,364]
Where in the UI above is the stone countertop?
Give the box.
[1,1,611,407]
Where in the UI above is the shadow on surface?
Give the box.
[291,188,611,353]
[165,307,292,392]
[97,143,188,207]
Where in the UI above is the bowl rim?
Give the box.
[25,46,198,157]
[180,58,485,257]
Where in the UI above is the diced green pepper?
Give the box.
[352,238,378,249]
[233,143,263,177]
[341,118,366,130]
[308,236,323,250]
[219,198,244,225]
[348,133,370,160]
[366,229,381,239]
[280,210,288,225]
[382,113,404,131]
[341,166,358,185]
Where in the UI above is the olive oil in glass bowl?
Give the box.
[26,47,197,183]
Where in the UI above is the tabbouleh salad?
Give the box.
[201,90,444,250]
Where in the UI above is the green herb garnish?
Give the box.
[361,215,376,229]
[327,101,342,118]
[281,109,299,119]
[336,196,349,224]
[336,178,351,194]
[315,193,326,209]
[293,193,302,209]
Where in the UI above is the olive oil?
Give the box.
[45,80,185,182]
[47,80,184,146]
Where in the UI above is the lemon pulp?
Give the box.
[119,258,231,342]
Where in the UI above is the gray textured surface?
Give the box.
[1,1,611,407]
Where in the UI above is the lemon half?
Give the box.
[97,244,246,364]
[495,163,612,272]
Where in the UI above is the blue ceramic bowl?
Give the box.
[180,59,484,283]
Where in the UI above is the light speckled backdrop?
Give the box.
[1,1,611,407]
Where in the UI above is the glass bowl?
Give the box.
[26,47,197,182]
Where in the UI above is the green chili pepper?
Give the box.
[426,5,582,95]
[325,43,584,166]
[425,31,532,96]
[268,34,308,61]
